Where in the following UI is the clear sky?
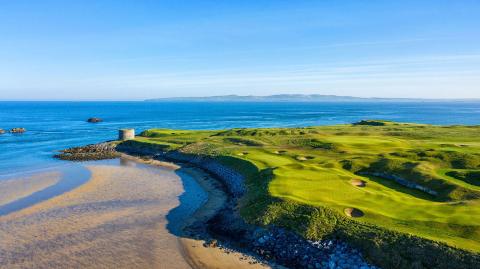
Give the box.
[1,0,479,100]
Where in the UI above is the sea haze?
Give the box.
[1,101,480,176]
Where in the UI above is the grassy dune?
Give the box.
[131,121,480,267]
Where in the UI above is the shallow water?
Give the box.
[1,101,480,176]
[0,164,90,216]
[0,157,208,269]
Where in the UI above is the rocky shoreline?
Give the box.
[54,142,120,161]
[55,142,378,269]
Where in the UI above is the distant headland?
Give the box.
[145,94,479,102]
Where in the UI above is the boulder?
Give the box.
[203,239,218,248]
[10,128,26,133]
[87,117,103,123]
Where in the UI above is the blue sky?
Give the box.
[0,0,479,100]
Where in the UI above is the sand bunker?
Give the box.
[350,179,367,187]
[296,156,315,161]
[344,207,364,218]
[274,150,287,154]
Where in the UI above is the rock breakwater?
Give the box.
[163,152,246,197]
[115,142,246,197]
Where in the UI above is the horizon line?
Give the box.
[1,94,480,102]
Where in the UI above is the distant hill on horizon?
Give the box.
[145,94,478,102]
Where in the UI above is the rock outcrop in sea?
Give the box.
[87,117,103,123]
[10,128,26,133]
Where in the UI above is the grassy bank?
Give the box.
[127,121,480,268]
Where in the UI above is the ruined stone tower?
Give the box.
[119,129,135,140]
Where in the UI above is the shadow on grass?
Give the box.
[446,171,480,187]
[362,174,439,201]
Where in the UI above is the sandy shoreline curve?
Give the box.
[120,154,272,269]
[0,156,271,269]
[175,167,270,269]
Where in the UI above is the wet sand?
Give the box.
[122,155,271,269]
[0,171,61,206]
[176,167,270,269]
[0,158,270,269]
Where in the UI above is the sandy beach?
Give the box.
[0,157,270,269]
[0,171,62,206]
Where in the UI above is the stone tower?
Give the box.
[119,129,135,140]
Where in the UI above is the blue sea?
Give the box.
[1,101,480,177]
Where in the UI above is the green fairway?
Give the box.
[128,121,480,265]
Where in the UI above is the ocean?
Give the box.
[1,101,480,177]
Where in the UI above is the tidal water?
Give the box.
[1,101,480,177]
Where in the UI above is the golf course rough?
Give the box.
[132,121,480,268]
